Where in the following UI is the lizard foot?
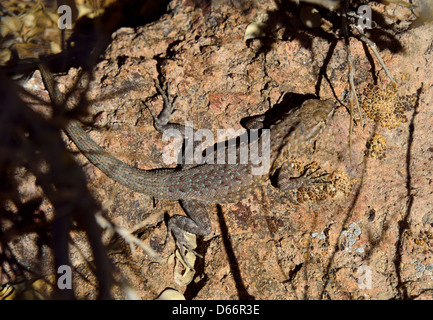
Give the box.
[278,165,329,192]
[168,221,203,271]
[142,80,178,132]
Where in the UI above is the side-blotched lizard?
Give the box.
[39,65,335,267]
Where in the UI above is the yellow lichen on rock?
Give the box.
[361,84,417,129]
[365,134,387,160]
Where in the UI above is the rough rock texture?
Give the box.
[23,0,433,299]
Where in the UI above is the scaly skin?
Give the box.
[39,65,335,267]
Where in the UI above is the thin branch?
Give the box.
[341,0,363,159]
[95,212,164,262]
[353,24,397,88]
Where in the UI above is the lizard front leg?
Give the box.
[142,80,186,133]
[143,81,209,168]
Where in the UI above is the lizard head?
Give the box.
[298,98,335,140]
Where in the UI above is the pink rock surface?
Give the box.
[13,0,433,299]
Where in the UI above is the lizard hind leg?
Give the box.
[168,199,212,270]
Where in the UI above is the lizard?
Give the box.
[38,64,335,268]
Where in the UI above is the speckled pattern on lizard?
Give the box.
[39,64,335,268]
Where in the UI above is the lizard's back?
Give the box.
[40,65,334,203]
